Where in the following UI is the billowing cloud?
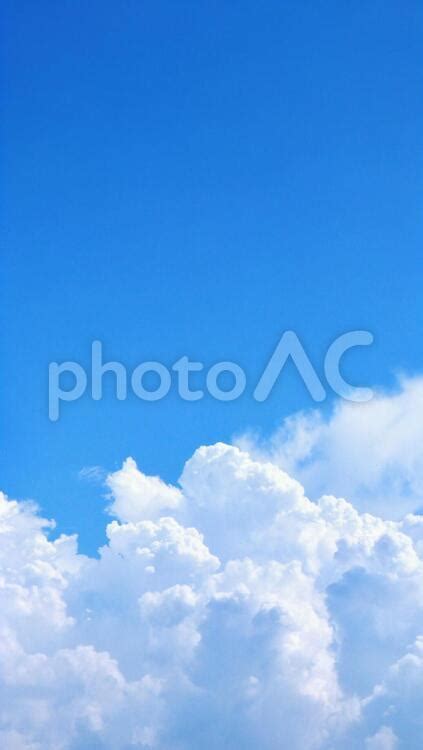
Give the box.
[106,457,183,522]
[1,387,423,748]
[238,375,423,518]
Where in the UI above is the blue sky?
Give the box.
[2,0,423,552]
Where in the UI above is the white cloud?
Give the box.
[106,457,183,522]
[1,386,423,748]
[237,375,423,518]
[365,726,398,750]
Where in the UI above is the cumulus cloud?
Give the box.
[237,375,423,518]
[106,457,183,522]
[1,387,423,748]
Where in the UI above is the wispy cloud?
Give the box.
[78,465,106,483]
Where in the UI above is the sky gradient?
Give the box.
[2,0,423,553]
